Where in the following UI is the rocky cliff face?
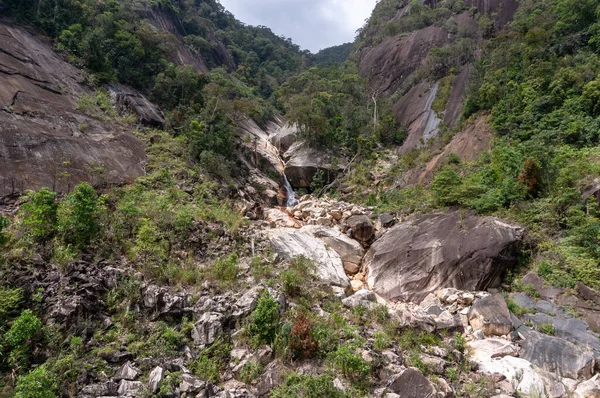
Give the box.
[357,0,518,156]
[0,22,146,196]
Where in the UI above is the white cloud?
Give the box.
[218,0,378,52]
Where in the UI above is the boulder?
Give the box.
[467,339,519,362]
[270,123,298,153]
[179,373,206,394]
[256,360,287,397]
[192,312,225,346]
[283,142,346,189]
[304,225,365,274]
[80,382,119,397]
[387,368,435,397]
[520,331,595,380]
[345,215,375,243]
[468,294,513,336]
[232,286,262,318]
[574,374,600,398]
[471,354,546,397]
[148,366,164,393]
[114,362,140,381]
[268,228,350,288]
[117,380,144,396]
[342,289,377,309]
[110,83,165,127]
[365,211,522,303]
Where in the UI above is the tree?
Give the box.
[20,188,58,243]
[56,183,104,248]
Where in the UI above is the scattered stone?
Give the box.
[256,360,287,397]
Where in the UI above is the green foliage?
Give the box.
[270,372,349,398]
[0,215,9,245]
[247,291,281,347]
[19,188,58,243]
[238,359,263,384]
[327,341,370,384]
[3,310,43,370]
[373,331,391,351]
[56,183,105,249]
[538,323,556,335]
[0,287,23,323]
[212,253,240,283]
[431,166,463,206]
[279,257,317,299]
[189,337,232,383]
[312,43,353,66]
[13,365,57,398]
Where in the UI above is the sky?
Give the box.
[218,0,379,53]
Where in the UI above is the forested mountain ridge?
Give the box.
[1,0,600,397]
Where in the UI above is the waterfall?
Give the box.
[282,173,298,207]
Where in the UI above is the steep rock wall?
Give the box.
[0,22,146,196]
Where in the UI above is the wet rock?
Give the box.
[469,294,513,336]
[283,142,345,188]
[387,368,435,397]
[268,228,350,288]
[345,215,375,242]
[365,211,522,303]
[192,312,225,346]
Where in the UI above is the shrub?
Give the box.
[13,365,57,398]
[373,331,391,351]
[327,342,370,383]
[288,312,318,359]
[279,256,315,298]
[0,215,9,245]
[20,188,58,243]
[431,167,462,206]
[212,253,239,282]
[189,337,231,383]
[4,310,44,369]
[0,287,23,323]
[247,291,280,347]
[56,183,104,248]
[270,372,349,398]
[238,359,263,384]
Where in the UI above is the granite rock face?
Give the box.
[0,22,146,196]
[365,211,522,303]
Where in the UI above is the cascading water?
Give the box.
[282,173,299,207]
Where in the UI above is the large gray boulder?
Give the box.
[365,211,523,303]
[520,331,596,380]
[283,142,346,188]
[268,228,351,288]
[304,225,365,274]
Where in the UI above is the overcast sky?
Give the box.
[219,0,379,53]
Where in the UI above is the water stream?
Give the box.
[282,173,299,207]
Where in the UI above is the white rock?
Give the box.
[148,366,164,393]
[267,228,350,287]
